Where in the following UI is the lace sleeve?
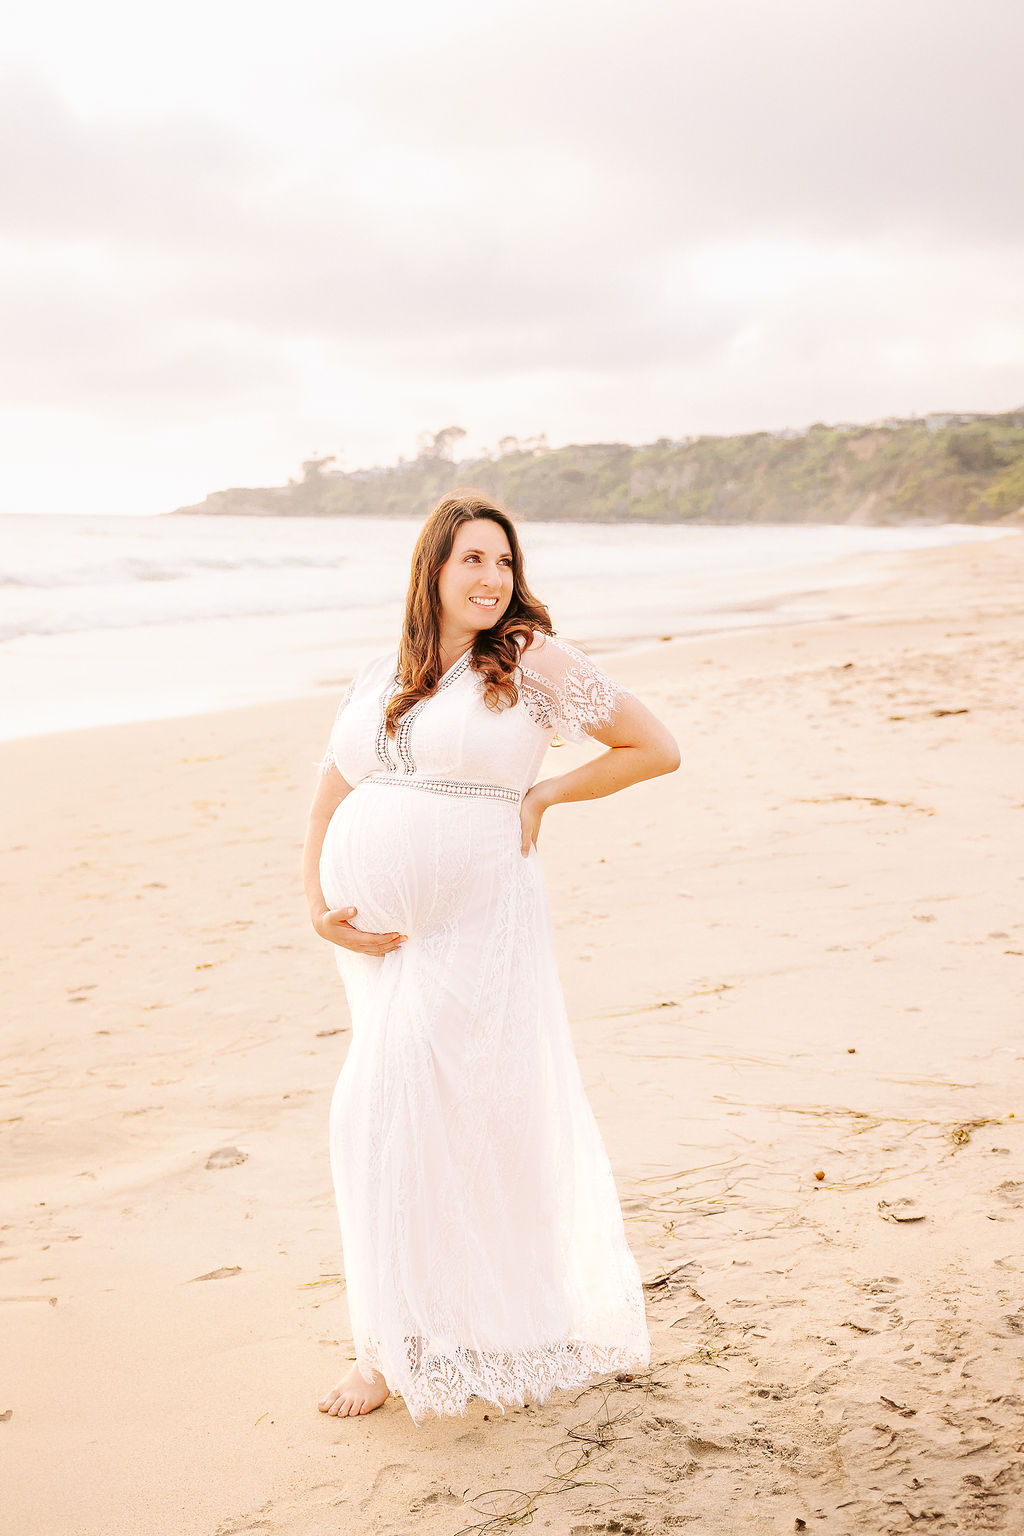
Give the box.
[318,677,356,773]
[517,632,631,744]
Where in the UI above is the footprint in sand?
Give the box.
[408,1489,460,1513]
[205,1146,248,1170]
[357,1463,418,1515]
[878,1197,925,1222]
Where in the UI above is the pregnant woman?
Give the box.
[302,493,680,1423]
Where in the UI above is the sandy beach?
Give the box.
[3,531,1023,1536]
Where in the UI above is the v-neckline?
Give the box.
[391,648,472,692]
[438,648,473,684]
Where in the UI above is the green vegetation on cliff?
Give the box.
[172,409,1024,524]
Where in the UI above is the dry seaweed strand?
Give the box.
[623,1159,743,1208]
[620,1156,746,1233]
[450,1372,655,1535]
[629,1155,741,1185]
[812,1163,931,1191]
[791,792,935,815]
[574,984,733,1026]
[713,1096,1004,1141]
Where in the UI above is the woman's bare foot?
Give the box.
[318,1361,391,1417]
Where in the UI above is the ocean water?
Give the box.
[0,513,1011,741]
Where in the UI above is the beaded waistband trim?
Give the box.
[362,772,520,804]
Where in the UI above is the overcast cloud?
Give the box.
[2,0,1022,515]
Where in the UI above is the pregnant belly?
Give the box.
[319,781,523,940]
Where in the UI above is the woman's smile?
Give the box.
[437,518,515,633]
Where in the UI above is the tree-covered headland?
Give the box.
[171,410,1024,524]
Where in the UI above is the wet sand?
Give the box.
[2,531,1023,1535]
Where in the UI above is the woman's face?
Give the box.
[436,518,514,635]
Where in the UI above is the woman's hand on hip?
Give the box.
[520,782,553,857]
[313,906,407,956]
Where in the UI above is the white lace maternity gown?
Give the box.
[317,630,651,1423]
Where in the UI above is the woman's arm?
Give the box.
[303,765,351,922]
[303,766,406,956]
[519,691,679,856]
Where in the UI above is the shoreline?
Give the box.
[3,530,1023,1533]
[3,520,1017,746]
[4,531,1019,747]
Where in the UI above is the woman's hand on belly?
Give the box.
[313,905,407,957]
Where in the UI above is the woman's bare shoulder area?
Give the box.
[516,628,582,656]
[517,630,590,668]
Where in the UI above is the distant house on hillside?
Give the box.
[925,412,982,433]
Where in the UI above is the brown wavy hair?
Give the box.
[385,492,553,734]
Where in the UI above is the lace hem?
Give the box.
[358,1333,652,1424]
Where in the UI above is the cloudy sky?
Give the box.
[3,0,1022,516]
